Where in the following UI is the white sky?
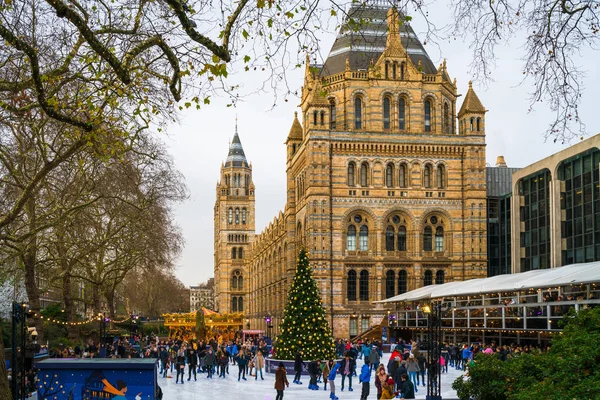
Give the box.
[163,2,600,286]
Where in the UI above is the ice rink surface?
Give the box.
[159,353,463,399]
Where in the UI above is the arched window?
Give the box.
[320,111,325,125]
[398,98,406,130]
[313,110,318,125]
[232,274,238,289]
[354,97,363,129]
[435,270,445,285]
[359,270,369,300]
[392,63,397,79]
[437,165,445,189]
[435,226,444,252]
[424,270,433,286]
[386,270,395,298]
[398,270,407,294]
[385,163,394,187]
[232,297,238,312]
[348,162,356,186]
[423,226,433,251]
[476,117,481,131]
[238,247,244,259]
[383,97,391,129]
[385,62,389,79]
[470,117,474,131]
[399,164,406,187]
[228,208,233,224]
[400,62,406,80]
[231,247,237,259]
[360,162,369,187]
[347,270,357,301]
[235,208,240,224]
[242,208,247,224]
[359,225,369,251]
[238,276,243,289]
[386,225,395,251]
[423,164,432,188]
[347,225,357,251]
[330,100,337,129]
[444,102,450,134]
[397,226,407,251]
[238,297,244,311]
[424,99,432,132]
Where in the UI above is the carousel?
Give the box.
[162,308,245,342]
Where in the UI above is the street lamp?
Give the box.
[264,315,272,338]
[422,304,442,400]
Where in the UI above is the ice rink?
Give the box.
[159,353,462,399]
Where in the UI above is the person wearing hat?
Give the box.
[368,345,380,374]
[406,354,419,393]
[339,352,355,392]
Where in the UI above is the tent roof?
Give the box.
[376,261,600,303]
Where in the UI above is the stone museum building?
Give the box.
[214,3,488,337]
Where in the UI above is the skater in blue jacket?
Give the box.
[359,363,371,399]
[328,361,341,400]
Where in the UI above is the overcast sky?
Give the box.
[163,1,600,286]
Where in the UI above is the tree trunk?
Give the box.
[62,270,77,338]
[92,284,101,315]
[0,323,12,399]
[23,197,42,341]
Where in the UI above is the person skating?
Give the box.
[175,349,185,384]
[235,349,248,381]
[358,363,370,400]
[406,354,419,393]
[293,350,305,384]
[399,373,415,399]
[339,352,355,391]
[322,360,333,391]
[253,350,265,380]
[369,346,380,374]
[381,376,399,399]
[307,359,321,390]
[187,346,198,381]
[274,362,290,400]
[216,347,228,378]
[327,361,341,400]
[204,347,216,379]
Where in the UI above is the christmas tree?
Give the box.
[275,249,335,360]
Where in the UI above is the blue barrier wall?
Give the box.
[36,358,157,400]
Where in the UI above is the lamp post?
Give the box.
[422,304,442,400]
[264,315,272,339]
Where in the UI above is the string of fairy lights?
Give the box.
[33,313,131,327]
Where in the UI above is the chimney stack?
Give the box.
[496,155,507,168]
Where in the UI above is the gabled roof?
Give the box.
[458,81,486,116]
[224,122,248,168]
[320,3,436,76]
[286,112,303,142]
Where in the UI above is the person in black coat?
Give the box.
[186,347,198,381]
[339,353,355,392]
[394,361,407,393]
[293,350,305,384]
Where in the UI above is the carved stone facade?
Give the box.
[214,4,488,338]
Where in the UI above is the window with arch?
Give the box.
[436,165,446,189]
[423,226,433,251]
[242,208,247,224]
[424,99,432,132]
[231,270,243,289]
[424,270,433,286]
[228,208,233,224]
[232,297,238,312]
[235,208,240,224]
[399,164,407,187]
[238,247,244,259]
[398,226,407,251]
[383,97,391,129]
[386,226,395,251]
[423,164,433,188]
[385,270,395,298]
[435,270,445,285]
[398,270,407,294]
[313,110,318,125]
[348,162,356,186]
[359,270,369,300]
[360,162,369,187]
[231,247,237,259]
[354,96,363,129]
[330,100,337,130]
[359,225,369,251]
[385,62,389,79]
[347,270,357,301]
[385,163,394,187]
[238,296,244,311]
[476,117,481,131]
[392,63,397,79]
[398,98,406,130]
[470,117,474,131]
[444,102,450,134]
[347,225,357,251]
[320,111,325,125]
[400,62,406,80]
[435,226,444,252]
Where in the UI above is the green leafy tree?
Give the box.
[275,249,334,361]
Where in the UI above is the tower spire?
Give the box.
[225,118,248,168]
